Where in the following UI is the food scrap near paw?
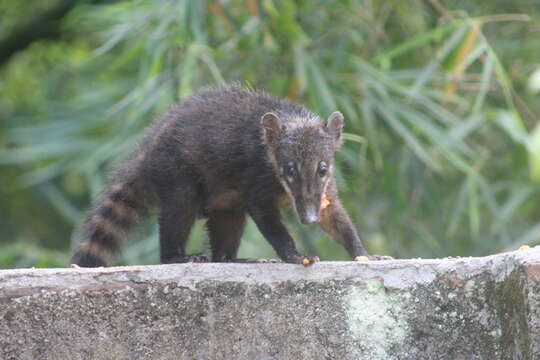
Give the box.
[302,258,310,265]
[355,256,369,262]
[518,245,530,250]
[320,193,330,211]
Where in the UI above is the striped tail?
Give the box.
[70,180,151,267]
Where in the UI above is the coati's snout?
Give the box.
[261,111,344,225]
[296,199,321,224]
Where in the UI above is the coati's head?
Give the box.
[261,110,344,224]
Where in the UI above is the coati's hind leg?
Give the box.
[207,210,245,262]
[158,182,207,264]
[207,211,280,263]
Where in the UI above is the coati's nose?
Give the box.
[296,200,320,224]
[303,214,320,224]
[301,206,320,224]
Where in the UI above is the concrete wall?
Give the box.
[1,248,540,359]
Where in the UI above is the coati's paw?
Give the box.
[354,255,393,262]
[300,256,320,265]
[163,254,209,264]
[284,255,319,266]
[254,258,281,263]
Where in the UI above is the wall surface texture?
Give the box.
[1,249,540,359]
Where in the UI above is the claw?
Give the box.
[226,258,281,263]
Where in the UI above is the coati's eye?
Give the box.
[285,163,295,177]
[318,162,328,177]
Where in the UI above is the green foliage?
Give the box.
[1,0,539,267]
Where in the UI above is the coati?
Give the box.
[70,83,376,267]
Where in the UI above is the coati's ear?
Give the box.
[325,111,344,144]
[261,112,282,143]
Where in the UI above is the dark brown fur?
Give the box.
[70,84,368,266]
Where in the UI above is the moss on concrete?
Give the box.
[345,279,410,359]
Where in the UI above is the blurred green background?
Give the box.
[1,0,540,268]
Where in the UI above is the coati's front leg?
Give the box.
[319,193,391,261]
[158,183,207,264]
[249,203,319,265]
[319,198,367,258]
[207,210,246,262]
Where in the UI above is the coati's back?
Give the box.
[147,85,313,179]
[71,84,317,266]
